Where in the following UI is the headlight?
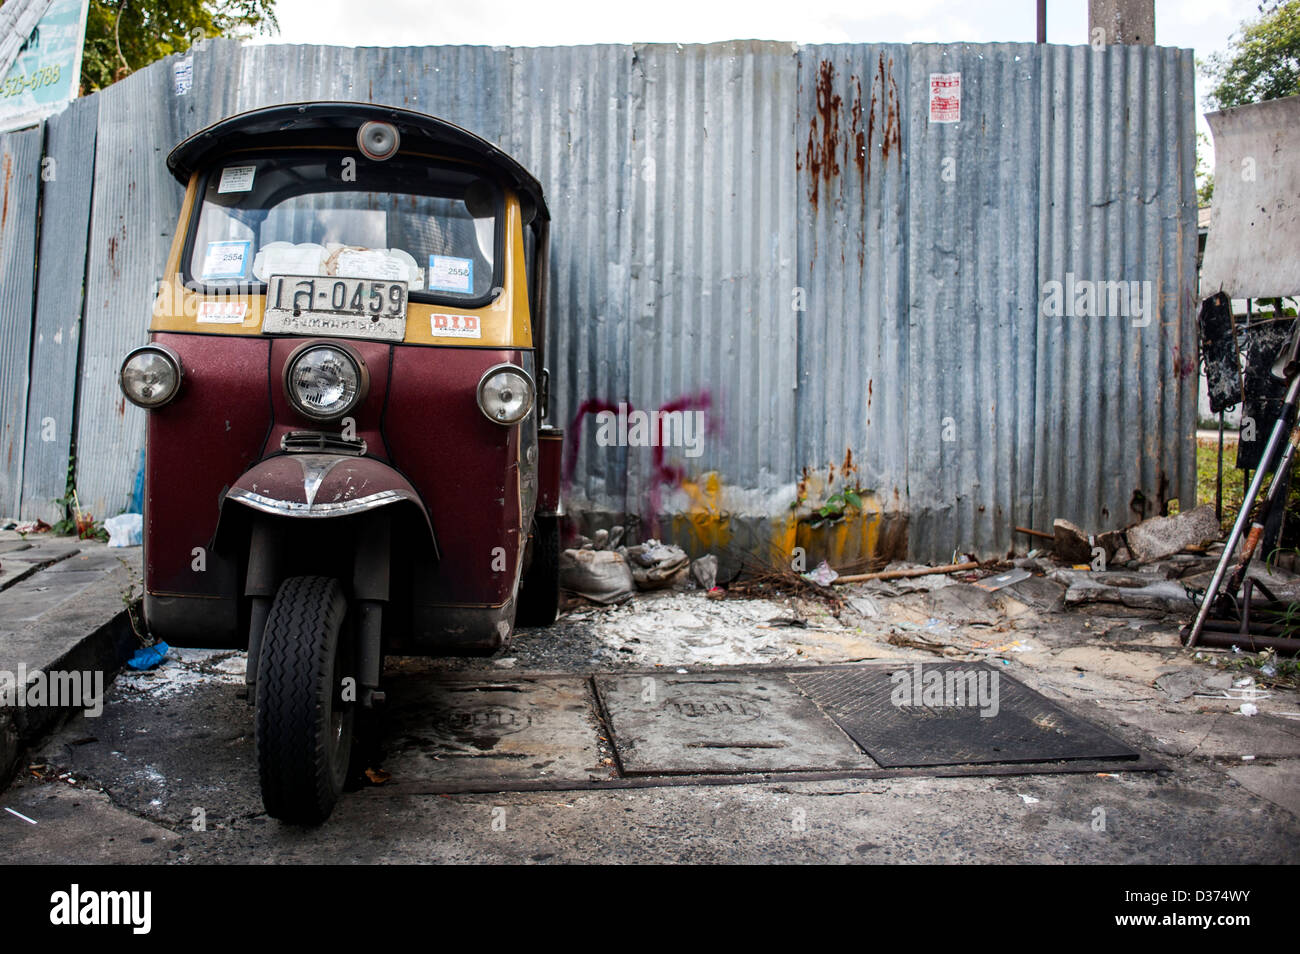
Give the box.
[477,364,535,425]
[284,343,367,421]
[119,345,182,408]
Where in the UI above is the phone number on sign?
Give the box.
[1,64,62,99]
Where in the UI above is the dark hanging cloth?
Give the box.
[1198,292,1241,414]
[1236,317,1296,472]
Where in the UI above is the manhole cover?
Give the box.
[381,675,605,783]
[789,663,1140,768]
[595,673,871,775]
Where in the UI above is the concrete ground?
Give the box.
[1,533,1298,864]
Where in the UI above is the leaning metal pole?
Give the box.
[1188,372,1300,648]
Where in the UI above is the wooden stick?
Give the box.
[1014,525,1054,540]
[832,561,980,585]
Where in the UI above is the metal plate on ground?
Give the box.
[594,673,872,775]
[789,664,1140,768]
[381,674,605,784]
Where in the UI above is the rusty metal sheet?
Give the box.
[0,122,42,517]
[1033,44,1199,533]
[20,95,97,523]
[1200,95,1300,300]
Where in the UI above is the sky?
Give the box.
[252,0,1259,58]
[248,0,1270,173]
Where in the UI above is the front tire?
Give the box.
[255,575,353,825]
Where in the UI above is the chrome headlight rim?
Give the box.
[282,341,369,422]
[476,363,536,426]
[119,344,183,409]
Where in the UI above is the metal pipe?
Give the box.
[1188,373,1300,648]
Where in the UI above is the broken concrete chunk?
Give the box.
[1063,577,1194,613]
[1053,519,1094,563]
[1126,504,1222,563]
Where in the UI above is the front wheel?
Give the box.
[255,575,354,825]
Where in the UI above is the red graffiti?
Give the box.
[563,391,715,537]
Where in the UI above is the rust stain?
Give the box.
[1,153,11,232]
[849,74,865,184]
[867,378,873,409]
[879,55,901,162]
[842,447,856,479]
[850,74,867,268]
[805,59,842,211]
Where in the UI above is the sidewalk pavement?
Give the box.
[0,532,142,781]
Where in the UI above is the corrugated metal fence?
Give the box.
[0,39,1197,562]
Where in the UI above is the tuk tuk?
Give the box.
[118,103,563,824]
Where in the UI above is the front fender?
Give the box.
[218,454,437,556]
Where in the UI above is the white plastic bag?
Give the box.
[105,512,143,548]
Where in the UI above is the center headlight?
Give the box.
[477,364,535,425]
[284,343,367,421]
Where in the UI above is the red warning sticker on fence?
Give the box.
[929,72,961,123]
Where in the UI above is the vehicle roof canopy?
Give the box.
[167,102,549,222]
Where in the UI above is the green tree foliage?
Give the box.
[1203,1,1300,110]
[81,0,278,92]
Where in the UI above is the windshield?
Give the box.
[187,153,500,302]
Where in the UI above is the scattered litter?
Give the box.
[13,519,51,534]
[1241,755,1256,760]
[364,768,391,785]
[690,554,718,591]
[1017,794,1040,804]
[1239,703,1259,717]
[4,807,36,825]
[803,560,839,587]
[623,539,690,590]
[127,642,170,671]
[972,568,1032,592]
[105,513,143,548]
[849,595,880,619]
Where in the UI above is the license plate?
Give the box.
[262,276,408,342]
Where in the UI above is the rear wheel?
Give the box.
[516,516,560,626]
[255,575,354,825]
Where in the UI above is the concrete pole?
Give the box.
[1088,0,1155,45]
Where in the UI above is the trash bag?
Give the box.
[690,555,719,590]
[105,513,143,548]
[1198,292,1241,414]
[559,548,636,604]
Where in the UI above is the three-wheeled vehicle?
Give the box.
[118,103,563,824]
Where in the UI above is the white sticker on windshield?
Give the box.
[201,240,251,281]
[428,255,474,294]
[217,165,256,194]
[337,249,407,281]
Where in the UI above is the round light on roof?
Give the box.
[357,121,400,161]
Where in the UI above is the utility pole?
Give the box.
[1037,0,1046,43]
[1088,0,1156,45]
